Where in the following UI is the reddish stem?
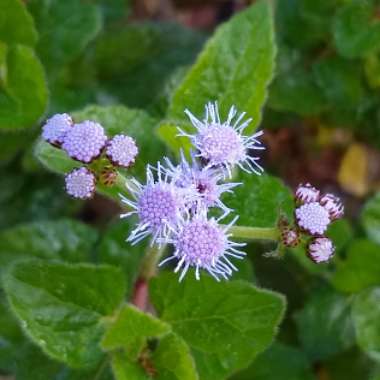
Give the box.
[132,278,149,311]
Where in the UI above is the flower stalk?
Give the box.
[228,225,279,241]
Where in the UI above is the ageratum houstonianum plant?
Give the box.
[41,101,345,281]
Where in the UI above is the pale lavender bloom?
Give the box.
[62,120,107,163]
[65,167,96,199]
[159,210,246,282]
[120,163,194,246]
[163,152,239,219]
[178,101,265,177]
[42,113,73,146]
[106,134,138,168]
[295,202,331,236]
[320,193,344,220]
[295,183,320,204]
[308,237,335,263]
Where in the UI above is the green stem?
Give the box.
[114,171,130,193]
[228,225,279,241]
[140,244,167,280]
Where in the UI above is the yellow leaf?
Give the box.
[338,143,369,197]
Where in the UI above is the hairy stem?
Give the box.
[132,245,166,311]
[228,225,279,241]
[115,171,131,193]
[140,244,167,281]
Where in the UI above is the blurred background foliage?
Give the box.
[1,0,380,379]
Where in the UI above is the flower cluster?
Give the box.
[41,114,138,199]
[281,183,344,263]
[43,103,344,279]
[121,101,264,281]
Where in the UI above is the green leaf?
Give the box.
[333,1,380,59]
[294,287,355,361]
[157,120,192,158]
[361,192,380,244]
[95,22,204,112]
[34,139,78,174]
[15,344,62,380]
[110,333,198,380]
[0,219,98,274]
[0,0,37,46]
[111,351,149,379]
[269,66,326,116]
[165,0,275,150]
[3,260,127,368]
[323,348,374,380]
[28,0,102,74]
[0,295,25,372]
[16,343,114,380]
[276,0,337,50]
[365,53,380,89]
[223,172,293,228]
[333,239,380,293]
[313,56,366,124]
[0,168,78,229]
[97,0,130,24]
[150,272,285,380]
[0,131,32,165]
[326,219,354,254]
[102,304,170,359]
[231,343,315,380]
[230,258,256,283]
[97,220,146,298]
[0,44,48,130]
[352,287,380,362]
[371,367,380,380]
[152,333,198,380]
[268,45,327,116]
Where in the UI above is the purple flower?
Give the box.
[294,183,345,236]
[120,163,194,246]
[62,120,107,163]
[65,167,96,199]
[42,113,73,146]
[106,134,138,168]
[159,211,245,281]
[295,183,320,204]
[178,101,265,177]
[308,237,335,263]
[164,152,239,218]
[320,193,344,220]
[295,202,331,236]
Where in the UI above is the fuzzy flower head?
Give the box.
[120,164,193,246]
[42,113,73,146]
[320,193,344,220]
[159,212,246,281]
[106,134,138,168]
[178,102,265,177]
[295,183,320,204]
[164,152,239,218]
[295,202,331,236]
[308,237,334,263]
[65,167,96,199]
[62,120,107,163]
